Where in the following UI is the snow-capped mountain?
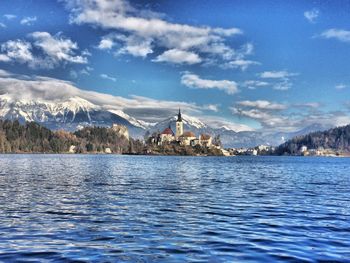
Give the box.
[148,113,333,147]
[0,94,147,136]
[0,93,334,147]
[150,113,207,132]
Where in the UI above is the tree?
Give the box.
[213,135,222,147]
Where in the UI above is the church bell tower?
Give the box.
[176,108,183,139]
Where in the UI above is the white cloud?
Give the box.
[0,32,88,69]
[100,73,117,82]
[273,80,292,91]
[231,99,289,130]
[1,69,346,131]
[153,49,201,64]
[294,102,321,108]
[203,116,254,132]
[230,99,350,132]
[0,40,33,63]
[80,66,93,75]
[222,59,260,71]
[98,37,115,50]
[304,8,319,23]
[63,0,256,68]
[20,16,37,26]
[0,23,6,28]
[4,14,16,20]
[335,84,347,90]
[181,72,238,95]
[243,80,269,90]
[0,54,11,62]
[260,70,297,79]
[205,104,219,112]
[320,29,350,43]
[259,71,297,91]
[30,31,88,64]
[237,100,286,110]
[0,70,220,123]
[115,34,153,58]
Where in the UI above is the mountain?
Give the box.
[275,124,350,155]
[0,94,334,147]
[0,94,146,137]
[149,114,332,148]
[150,113,207,132]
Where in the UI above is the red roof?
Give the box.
[181,131,196,137]
[161,127,174,135]
[200,134,211,140]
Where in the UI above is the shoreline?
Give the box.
[0,152,350,157]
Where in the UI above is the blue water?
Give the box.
[0,155,349,262]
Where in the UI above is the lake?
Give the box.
[0,155,349,262]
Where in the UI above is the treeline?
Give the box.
[0,120,143,154]
[275,124,350,155]
[145,143,223,156]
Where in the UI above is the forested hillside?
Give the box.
[275,124,350,155]
[0,120,141,153]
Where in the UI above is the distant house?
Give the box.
[257,145,269,151]
[300,145,308,153]
[69,145,76,153]
[105,147,112,154]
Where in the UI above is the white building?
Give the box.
[175,108,183,139]
[160,126,175,144]
[179,131,197,146]
[69,145,76,153]
[300,145,308,153]
[199,134,212,147]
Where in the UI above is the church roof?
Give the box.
[181,131,196,137]
[161,127,174,135]
[200,134,211,140]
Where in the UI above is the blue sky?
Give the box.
[0,0,350,131]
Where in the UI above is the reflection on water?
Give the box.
[0,155,349,262]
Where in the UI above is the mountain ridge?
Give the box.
[0,94,333,147]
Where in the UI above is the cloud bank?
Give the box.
[63,0,256,69]
[0,70,230,125]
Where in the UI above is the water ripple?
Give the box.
[0,155,350,262]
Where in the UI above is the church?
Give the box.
[158,109,212,147]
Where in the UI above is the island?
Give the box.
[0,110,224,156]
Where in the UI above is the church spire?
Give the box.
[177,108,182,122]
[175,108,183,138]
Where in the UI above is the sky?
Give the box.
[0,0,350,132]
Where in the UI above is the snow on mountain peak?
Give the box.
[108,109,151,129]
[60,97,98,113]
[180,114,207,129]
[0,95,99,123]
